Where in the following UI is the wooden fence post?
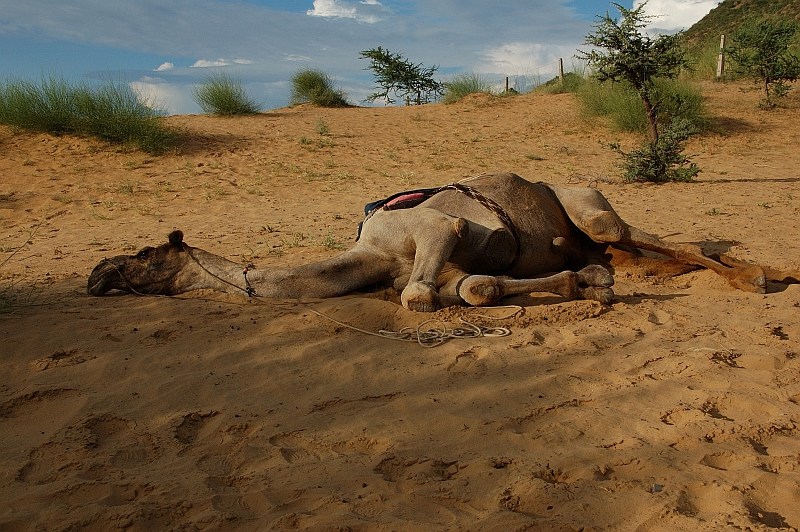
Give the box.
[559,58,565,84]
[716,34,726,80]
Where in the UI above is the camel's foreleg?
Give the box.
[618,225,766,293]
[442,265,615,307]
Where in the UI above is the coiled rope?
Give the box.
[305,306,520,348]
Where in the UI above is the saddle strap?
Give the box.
[440,182,521,267]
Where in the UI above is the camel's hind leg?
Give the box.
[550,186,768,293]
[361,207,469,311]
[441,265,615,307]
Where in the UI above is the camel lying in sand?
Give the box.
[87,172,797,311]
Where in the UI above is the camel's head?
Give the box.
[87,230,193,296]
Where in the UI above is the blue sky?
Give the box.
[0,0,720,114]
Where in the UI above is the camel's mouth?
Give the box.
[87,259,127,296]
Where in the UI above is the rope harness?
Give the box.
[185,246,258,297]
[107,180,521,346]
[112,254,513,346]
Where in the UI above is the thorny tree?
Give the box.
[360,47,444,105]
[727,18,800,108]
[579,2,690,143]
[579,2,698,182]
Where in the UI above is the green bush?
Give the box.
[0,76,174,153]
[727,18,800,108]
[577,77,708,133]
[193,72,260,115]
[442,72,495,103]
[578,79,646,131]
[611,118,700,182]
[290,69,349,107]
[685,41,728,81]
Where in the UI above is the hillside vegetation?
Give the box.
[683,0,800,49]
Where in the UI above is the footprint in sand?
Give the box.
[16,413,133,484]
[269,432,321,464]
[0,388,80,418]
[110,434,161,469]
[175,411,218,446]
[700,451,754,471]
[197,452,257,520]
[373,455,460,483]
[197,453,233,476]
[29,349,94,371]
[446,346,491,374]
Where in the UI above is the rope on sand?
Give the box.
[305,308,515,348]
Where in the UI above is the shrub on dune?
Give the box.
[0,75,174,154]
[193,72,261,116]
[290,69,350,108]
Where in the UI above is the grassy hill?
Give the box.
[683,0,800,49]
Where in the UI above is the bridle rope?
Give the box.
[184,245,258,297]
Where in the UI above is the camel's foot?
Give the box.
[715,254,768,293]
[726,265,767,294]
[575,265,615,304]
[457,275,505,307]
[401,281,441,312]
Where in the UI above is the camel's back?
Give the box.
[421,173,589,275]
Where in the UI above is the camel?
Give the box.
[87,172,798,311]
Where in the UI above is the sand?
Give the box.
[1,82,799,530]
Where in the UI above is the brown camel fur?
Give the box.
[87,173,798,311]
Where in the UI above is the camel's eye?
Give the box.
[136,247,154,259]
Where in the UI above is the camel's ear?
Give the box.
[168,230,184,246]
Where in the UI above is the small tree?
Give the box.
[578,2,698,182]
[727,18,800,108]
[360,47,444,105]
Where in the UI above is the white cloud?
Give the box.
[306,0,384,23]
[479,42,576,76]
[189,58,253,68]
[285,54,312,62]
[129,76,196,115]
[154,61,174,72]
[191,58,231,68]
[635,0,721,32]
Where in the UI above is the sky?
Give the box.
[0,0,721,115]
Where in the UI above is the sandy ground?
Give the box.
[1,82,799,530]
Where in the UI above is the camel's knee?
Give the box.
[580,211,626,243]
[452,217,469,238]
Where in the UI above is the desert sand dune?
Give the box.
[1,82,799,530]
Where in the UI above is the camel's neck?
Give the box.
[184,246,392,299]
[186,248,306,297]
[184,248,259,295]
